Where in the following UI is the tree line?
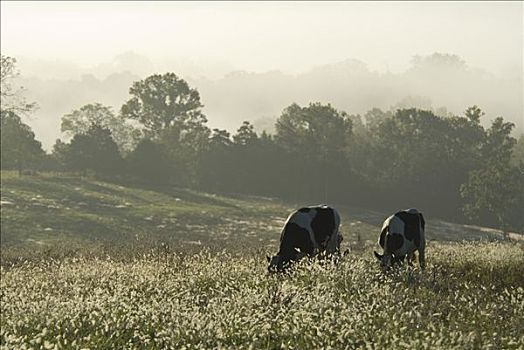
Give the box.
[1,55,523,233]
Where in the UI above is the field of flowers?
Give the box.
[1,242,523,349]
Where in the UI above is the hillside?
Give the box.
[0,172,290,249]
[0,172,511,251]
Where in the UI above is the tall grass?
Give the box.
[1,242,523,349]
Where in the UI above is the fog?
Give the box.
[1,1,522,149]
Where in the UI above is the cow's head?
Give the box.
[374,251,405,271]
[374,251,392,271]
[267,254,282,273]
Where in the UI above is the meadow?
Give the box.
[1,172,523,349]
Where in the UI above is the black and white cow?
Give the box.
[374,208,426,270]
[267,205,342,272]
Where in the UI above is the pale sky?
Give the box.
[1,1,522,77]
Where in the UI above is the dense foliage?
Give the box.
[61,103,140,154]
[0,111,45,174]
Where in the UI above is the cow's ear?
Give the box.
[266,255,271,263]
[374,251,382,260]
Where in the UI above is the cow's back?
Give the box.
[281,205,339,253]
[379,209,424,255]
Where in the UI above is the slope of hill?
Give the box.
[0,172,291,249]
[0,172,510,251]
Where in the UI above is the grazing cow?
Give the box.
[267,205,342,272]
[374,208,426,270]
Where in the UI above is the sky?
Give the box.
[1,1,522,78]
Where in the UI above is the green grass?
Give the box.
[0,171,509,250]
[1,172,523,349]
[1,171,296,249]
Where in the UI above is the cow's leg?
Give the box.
[325,231,340,256]
[407,252,415,267]
[418,249,426,270]
[417,216,426,270]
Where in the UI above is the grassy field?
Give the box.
[1,172,523,349]
[0,171,510,250]
[0,171,294,250]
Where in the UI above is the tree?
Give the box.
[274,103,353,201]
[511,134,524,166]
[410,53,467,74]
[464,105,483,124]
[362,107,488,216]
[64,125,123,176]
[233,121,258,146]
[460,117,522,233]
[461,164,524,234]
[371,108,445,182]
[120,73,209,185]
[50,139,70,172]
[228,121,260,192]
[275,103,352,160]
[197,129,235,191]
[363,107,391,129]
[0,110,44,174]
[209,128,232,149]
[0,55,37,114]
[120,73,204,137]
[241,130,289,196]
[126,139,172,184]
[481,117,516,167]
[345,108,391,182]
[61,103,140,154]
[155,111,211,187]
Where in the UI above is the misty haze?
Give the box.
[11,51,524,150]
[1,2,523,349]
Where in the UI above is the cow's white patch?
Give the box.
[381,214,417,256]
[287,209,319,250]
[384,214,405,235]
